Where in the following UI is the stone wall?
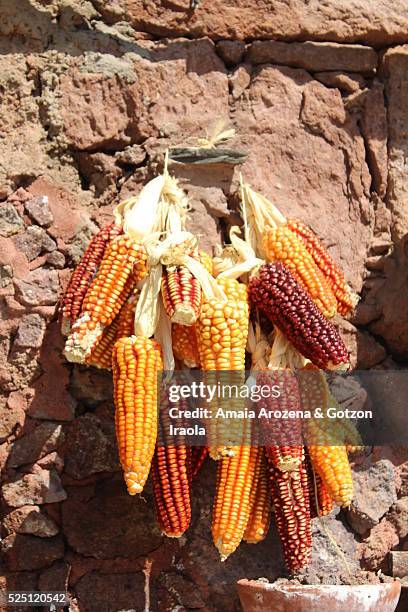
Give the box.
[1,1,408,610]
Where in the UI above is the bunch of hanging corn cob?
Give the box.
[60,170,361,573]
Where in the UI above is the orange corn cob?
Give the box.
[305,451,333,518]
[191,446,208,479]
[162,265,202,325]
[64,236,147,364]
[60,222,122,334]
[196,278,249,459]
[306,442,353,508]
[212,438,260,560]
[298,367,353,507]
[287,219,357,316]
[152,393,192,537]
[86,291,138,370]
[172,324,200,368]
[112,336,162,495]
[244,449,271,544]
[268,453,312,572]
[263,225,337,318]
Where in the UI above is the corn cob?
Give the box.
[60,222,122,334]
[199,250,213,275]
[249,263,349,370]
[172,324,200,368]
[298,367,353,507]
[191,446,208,479]
[253,367,312,570]
[152,443,192,537]
[305,451,334,518]
[263,225,337,318]
[196,278,249,458]
[306,443,353,508]
[112,336,162,495]
[152,393,192,537]
[243,449,271,544]
[217,276,248,302]
[170,249,214,366]
[268,454,312,572]
[212,438,260,560]
[161,265,202,325]
[64,236,147,364]
[256,369,303,465]
[86,291,138,370]
[287,219,356,316]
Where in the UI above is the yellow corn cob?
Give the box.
[199,250,213,275]
[172,324,200,368]
[298,366,353,507]
[212,436,259,560]
[243,449,271,544]
[86,291,139,370]
[263,225,337,318]
[64,236,147,364]
[217,276,248,302]
[196,278,249,459]
[112,336,162,495]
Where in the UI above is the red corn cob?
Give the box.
[268,455,312,572]
[152,394,192,538]
[191,446,208,479]
[255,369,303,468]
[249,262,349,370]
[162,265,202,325]
[255,368,312,571]
[60,222,122,334]
[152,443,192,537]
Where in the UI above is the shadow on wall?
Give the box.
[2,0,224,79]
[354,229,408,367]
[1,0,149,58]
